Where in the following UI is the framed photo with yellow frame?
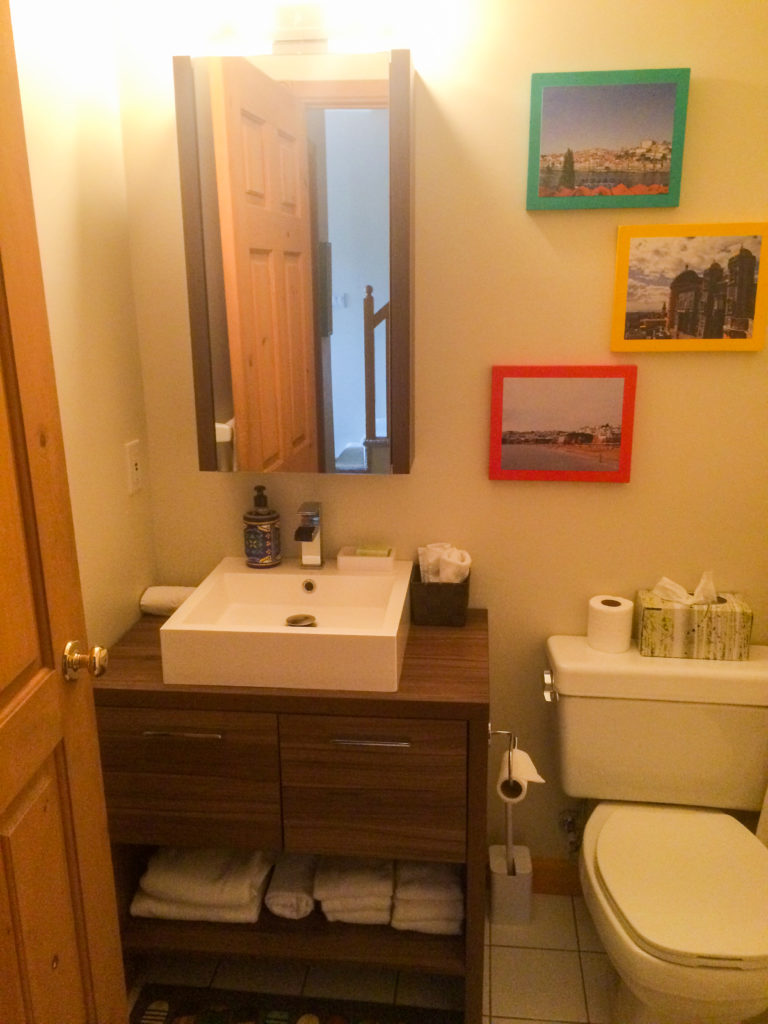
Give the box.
[611,222,767,352]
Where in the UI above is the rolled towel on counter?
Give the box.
[139,847,274,908]
[313,856,394,902]
[264,853,316,920]
[139,586,195,616]
[130,887,266,923]
[438,547,471,583]
[417,542,453,583]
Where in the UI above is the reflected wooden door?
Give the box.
[0,3,126,1021]
[210,56,318,472]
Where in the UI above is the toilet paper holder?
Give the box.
[489,729,524,799]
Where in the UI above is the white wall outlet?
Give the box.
[125,439,144,494]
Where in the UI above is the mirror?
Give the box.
[174,50,413,474]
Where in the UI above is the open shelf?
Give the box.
[122,908,466,975]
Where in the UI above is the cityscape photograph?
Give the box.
[537,80,680,198]
[623,233,761,340]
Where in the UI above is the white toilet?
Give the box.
[545,635,768,1024]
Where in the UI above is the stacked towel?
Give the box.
[130,847,274,923]
[391,860,464,935]
[313,856,393,925]
[264,853,317,920]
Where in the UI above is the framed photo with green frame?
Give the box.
[526,67,690,211]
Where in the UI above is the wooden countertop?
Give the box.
[95,610,490,720]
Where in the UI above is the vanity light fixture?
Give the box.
[272,2,329,53]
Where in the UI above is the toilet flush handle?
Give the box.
[542,667,559,702]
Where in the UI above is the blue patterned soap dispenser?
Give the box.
[243,485,282,568]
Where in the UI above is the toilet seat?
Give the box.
[594,805,768,970]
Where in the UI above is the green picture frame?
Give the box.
[526,68,690,211]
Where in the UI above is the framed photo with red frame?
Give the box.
[489,365,637,482]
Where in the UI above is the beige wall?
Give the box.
[12,0,768,857]
[10,0,157,644]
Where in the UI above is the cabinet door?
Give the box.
[280,715,467,860]
[96,707,281,848]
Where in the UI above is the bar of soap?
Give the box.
[355,546,392,557]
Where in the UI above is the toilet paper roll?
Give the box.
[587,594,634,653]
[496,749,545,805]
[140,586,196,616]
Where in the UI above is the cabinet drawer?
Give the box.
[96,707,281,848]
[280,715,467,861]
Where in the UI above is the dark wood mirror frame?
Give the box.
[173,50,414,475]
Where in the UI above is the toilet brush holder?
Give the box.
[489,844,532,924]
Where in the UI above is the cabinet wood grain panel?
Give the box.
[94,611,490,1024]
[280,715,467,860]
[96,707,281,847]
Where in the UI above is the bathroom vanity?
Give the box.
[94,610,489,1022]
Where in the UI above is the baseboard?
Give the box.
[531,856,581,895]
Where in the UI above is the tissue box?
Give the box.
[636,590,752,660]
[410,565,470,626]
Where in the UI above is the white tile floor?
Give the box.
[130,893,768,1023]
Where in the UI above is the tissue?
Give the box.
[651,571,717,606]
[638,572,752,660]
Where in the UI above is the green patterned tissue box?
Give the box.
[636,590,752,660]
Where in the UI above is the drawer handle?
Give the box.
[331,738,412,749]
[141,730,224,741]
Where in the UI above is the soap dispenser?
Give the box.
[243,485,282,568]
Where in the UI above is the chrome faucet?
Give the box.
[294,501,322,566]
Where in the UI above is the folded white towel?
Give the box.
[139,586,196,616]
[313,856,394,901]
[322,905,391,925]
[394,861,463,901]
[390,897,464,923]
[264,853,316,920]
[390,912,463,935]
[139,848,273,908]
[321,895,392,914]
[130,886,264,923]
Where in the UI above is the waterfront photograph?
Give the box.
[489,367,636,482]
[527,69,689,209]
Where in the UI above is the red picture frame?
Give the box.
[489,365,637,482]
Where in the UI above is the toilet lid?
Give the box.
[595,805,768,969]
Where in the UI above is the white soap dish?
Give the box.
[336,546,395,572]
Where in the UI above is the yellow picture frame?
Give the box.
[611,222,767,352]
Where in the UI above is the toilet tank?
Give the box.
[546,636,768,811]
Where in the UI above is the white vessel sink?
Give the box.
[160,556,412,691]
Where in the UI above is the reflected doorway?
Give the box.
[309,107,389,472]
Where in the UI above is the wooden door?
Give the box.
[0,5,127,1022]
[209,56,318,473]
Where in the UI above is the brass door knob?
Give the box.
[62,641,109,681]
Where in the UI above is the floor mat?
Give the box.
[130,983,463,1024]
